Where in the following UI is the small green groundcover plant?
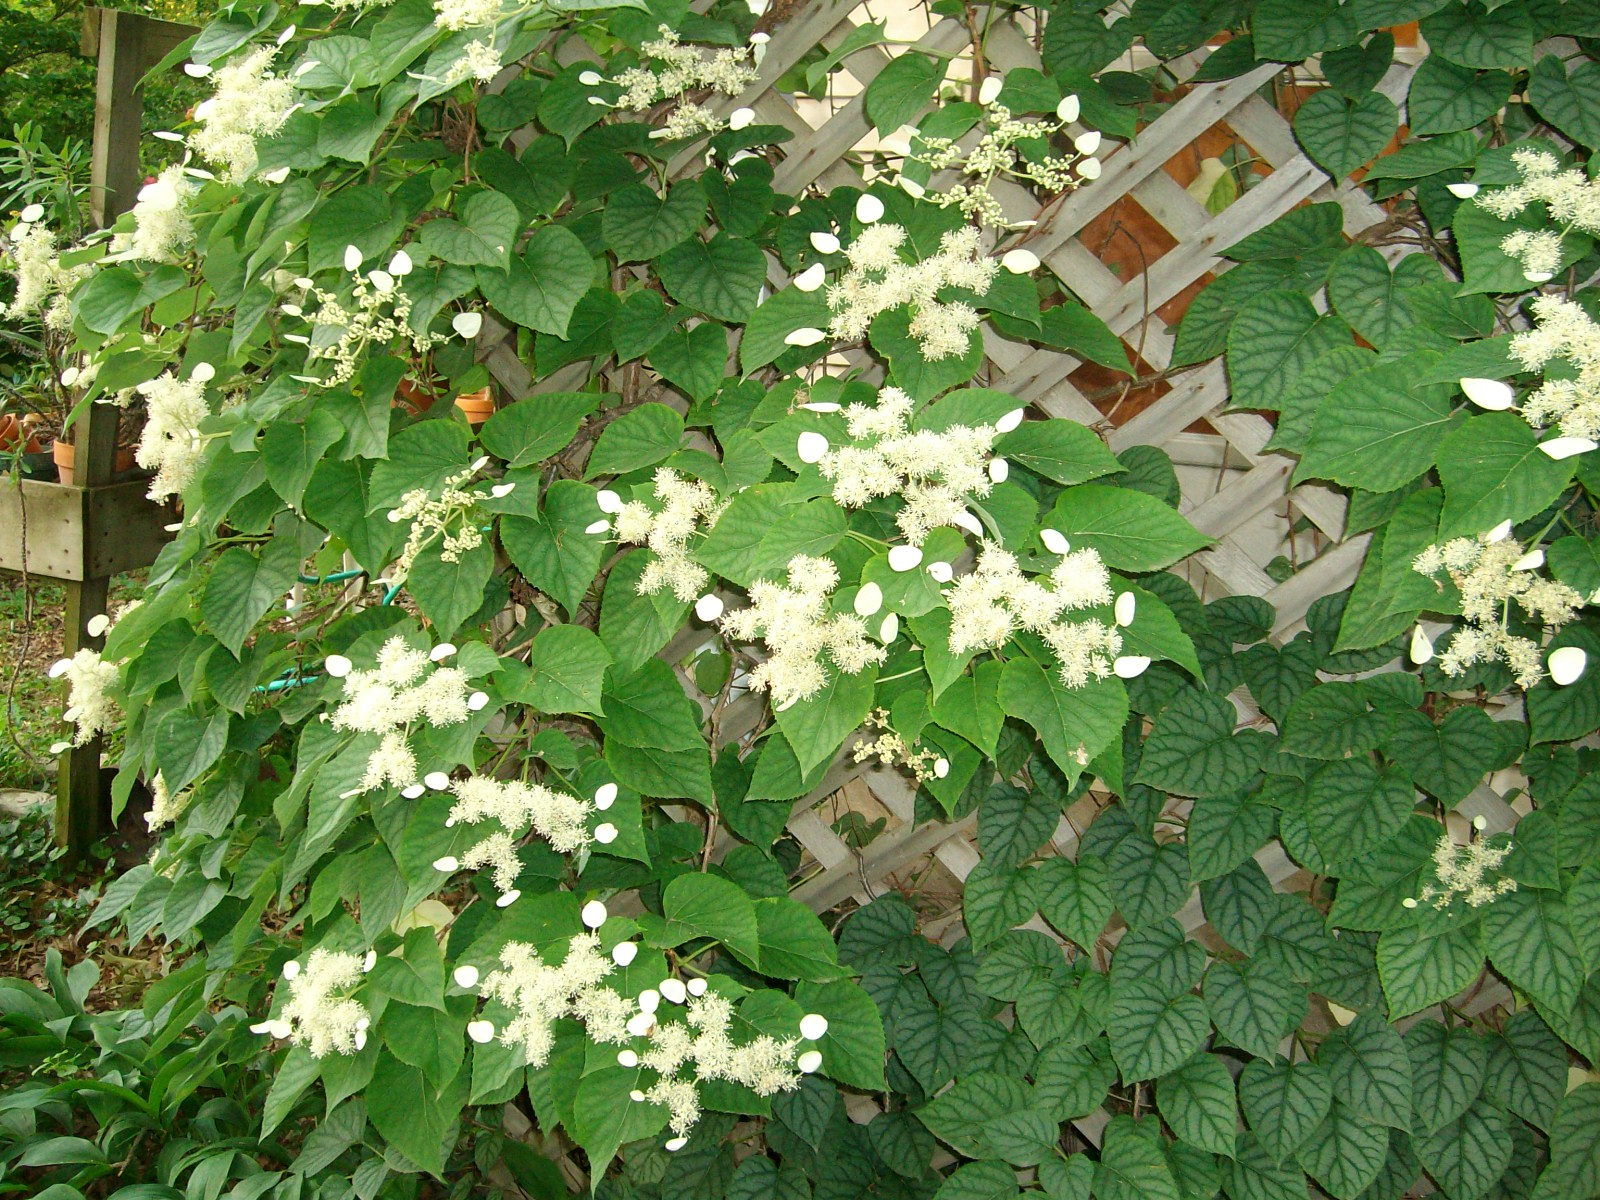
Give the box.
[7,0,1600,1197]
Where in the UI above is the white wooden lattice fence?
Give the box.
[473,2,1526,1164]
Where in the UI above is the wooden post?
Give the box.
[53,10,194,853]
[84,8,195,227]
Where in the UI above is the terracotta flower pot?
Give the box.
[455,387,495,426]
[0,414,45,454]
[52,439,75,486]
[50,439,136,486]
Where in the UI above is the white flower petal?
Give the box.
[995,407,1025,433]
[18,203,45,223]
[1077,157,1102,180]
[809,231,840,254]
[934,757,950,778]
[695,593,725,622]
[580,70,604,85]
[585,519,611,534]
[1114,591,1136,627]
[1409,625,1435,664]
[496,889,521,907]
[855,193,885,223]
[430,642,457,661]
[597,488,625,513]
[282,960,301,980]
[467,1020,496,1044]
[879,612,899,642]
[85,614,111,637]
[1512,549,1545,571]
[1039,528,1070,555]
[1113,655,1151,679]
[665,1137,689,1152]
[388,249,413,276]
[402,784,426,799]
[898,176,926,199]
[687,977,708,996]
[433,856,460,872]
[183,62,212,77]
[785,326,827,347]
[324,654,353,678]
[1446,182,1479,199]
[797,431,830,462]
[793,262,826,292]
[425,771,451,790]
[800,1013,830,1040]
[454,965,480,988]
[729,107,756,130]
[581,900,608,928]
[853,582,883,617]
[660,978,687,1004]
[1540,436,1597,460]
[618,1049,639,1067]
[1001,248,1040,273]
[595,822,618,843]
[638,989,660,1014]
[953,510,984,536]
[797,1050,823,1074]
[1073,130,1102,155]
[343,244,362,272]
[888,544,923,572]
[363,950,377,972]
[612,940,638,966]
[1057,95,1080,122]
[927,561,954,584]
[48,658,71,678]
[988,457,1009,483]
[1460,377,1515,410]
[1551,646,1587,686]
[467,691,490,711]
[490,482,516,498]
[452,311,483,339]
[595,782,619,810]
[1486,520,1514,542]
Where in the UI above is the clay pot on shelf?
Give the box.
[0,413,45,455]
[394,379,496,426]
[50,439,137,486]
[454,387,495,426]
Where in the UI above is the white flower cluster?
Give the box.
[135,371,210,502]
[1413,533,1584,688]
[290,253,444,387]
[188,46,299,184]
[902,91,1099,229]
[145,771,191,830]
[2,216,91,330]
[852,707,945,784]
[947,542,1122,687]
[1412,831,1516,909]
[718,555,888,710]
[610,468,721,602]
[442,40,503,87]
[442,775,597,894]
[253,950,372,1057]
[466,910,825,1151]
[327,637,478,792]
[387,461,496,579]
[813,384,999,544]
[604,26,757,140]
[1505,294,1600,442]
[48,648,122,747]
[433,0,501,31]
[1473,148,1600,282]
[825,224,997,360]
[110,167,197,264]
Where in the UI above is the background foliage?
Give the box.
[9,1,1600,1200]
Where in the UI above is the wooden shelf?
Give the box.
[0,477,172,582]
